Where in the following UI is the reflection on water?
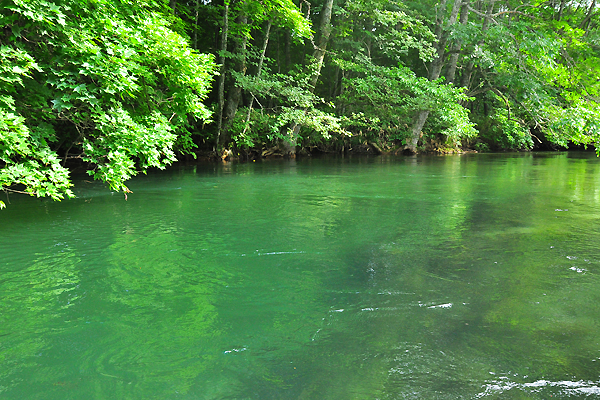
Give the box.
[2,153,600,399]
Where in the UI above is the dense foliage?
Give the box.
[0,0,216,207]
[2,0,600,203]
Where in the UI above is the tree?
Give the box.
[3,0,600,208]
[405,0,464,153]
[462,0,600,151]
[282,0,335,156]
[0,0,216,207]
[325,0,475,152]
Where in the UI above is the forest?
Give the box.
[1,0,600,204]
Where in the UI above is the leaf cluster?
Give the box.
[0,0,217,200]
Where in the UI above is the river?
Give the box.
[2,152,600,399]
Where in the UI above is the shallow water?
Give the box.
[2,152,600,399]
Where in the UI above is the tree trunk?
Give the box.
[283,0,334,156]
[407,110,430,152]
[429,0,462,80]
[215,3,229,152]
[308,0,334,91]
[285,29,292,69]
[221,14,249,147]
[256,21,271,75]
[329,66,340,100]
[193,0,200,49]
[580,0,597,30]
[446,0,470,84]
[460,0,495,89]
[242,20,272,137]
[405,0,462,153]
[556,0,566,21]
[432,0,450,46]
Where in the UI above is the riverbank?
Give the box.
[186,134,582,163]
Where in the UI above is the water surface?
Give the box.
[2,153,600,399]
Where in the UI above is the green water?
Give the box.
[2,153,600,399]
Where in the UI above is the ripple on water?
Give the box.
[476,378,600,398]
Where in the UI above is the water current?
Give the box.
[2,152,600,399]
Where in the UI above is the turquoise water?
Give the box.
[2,153,600,399]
